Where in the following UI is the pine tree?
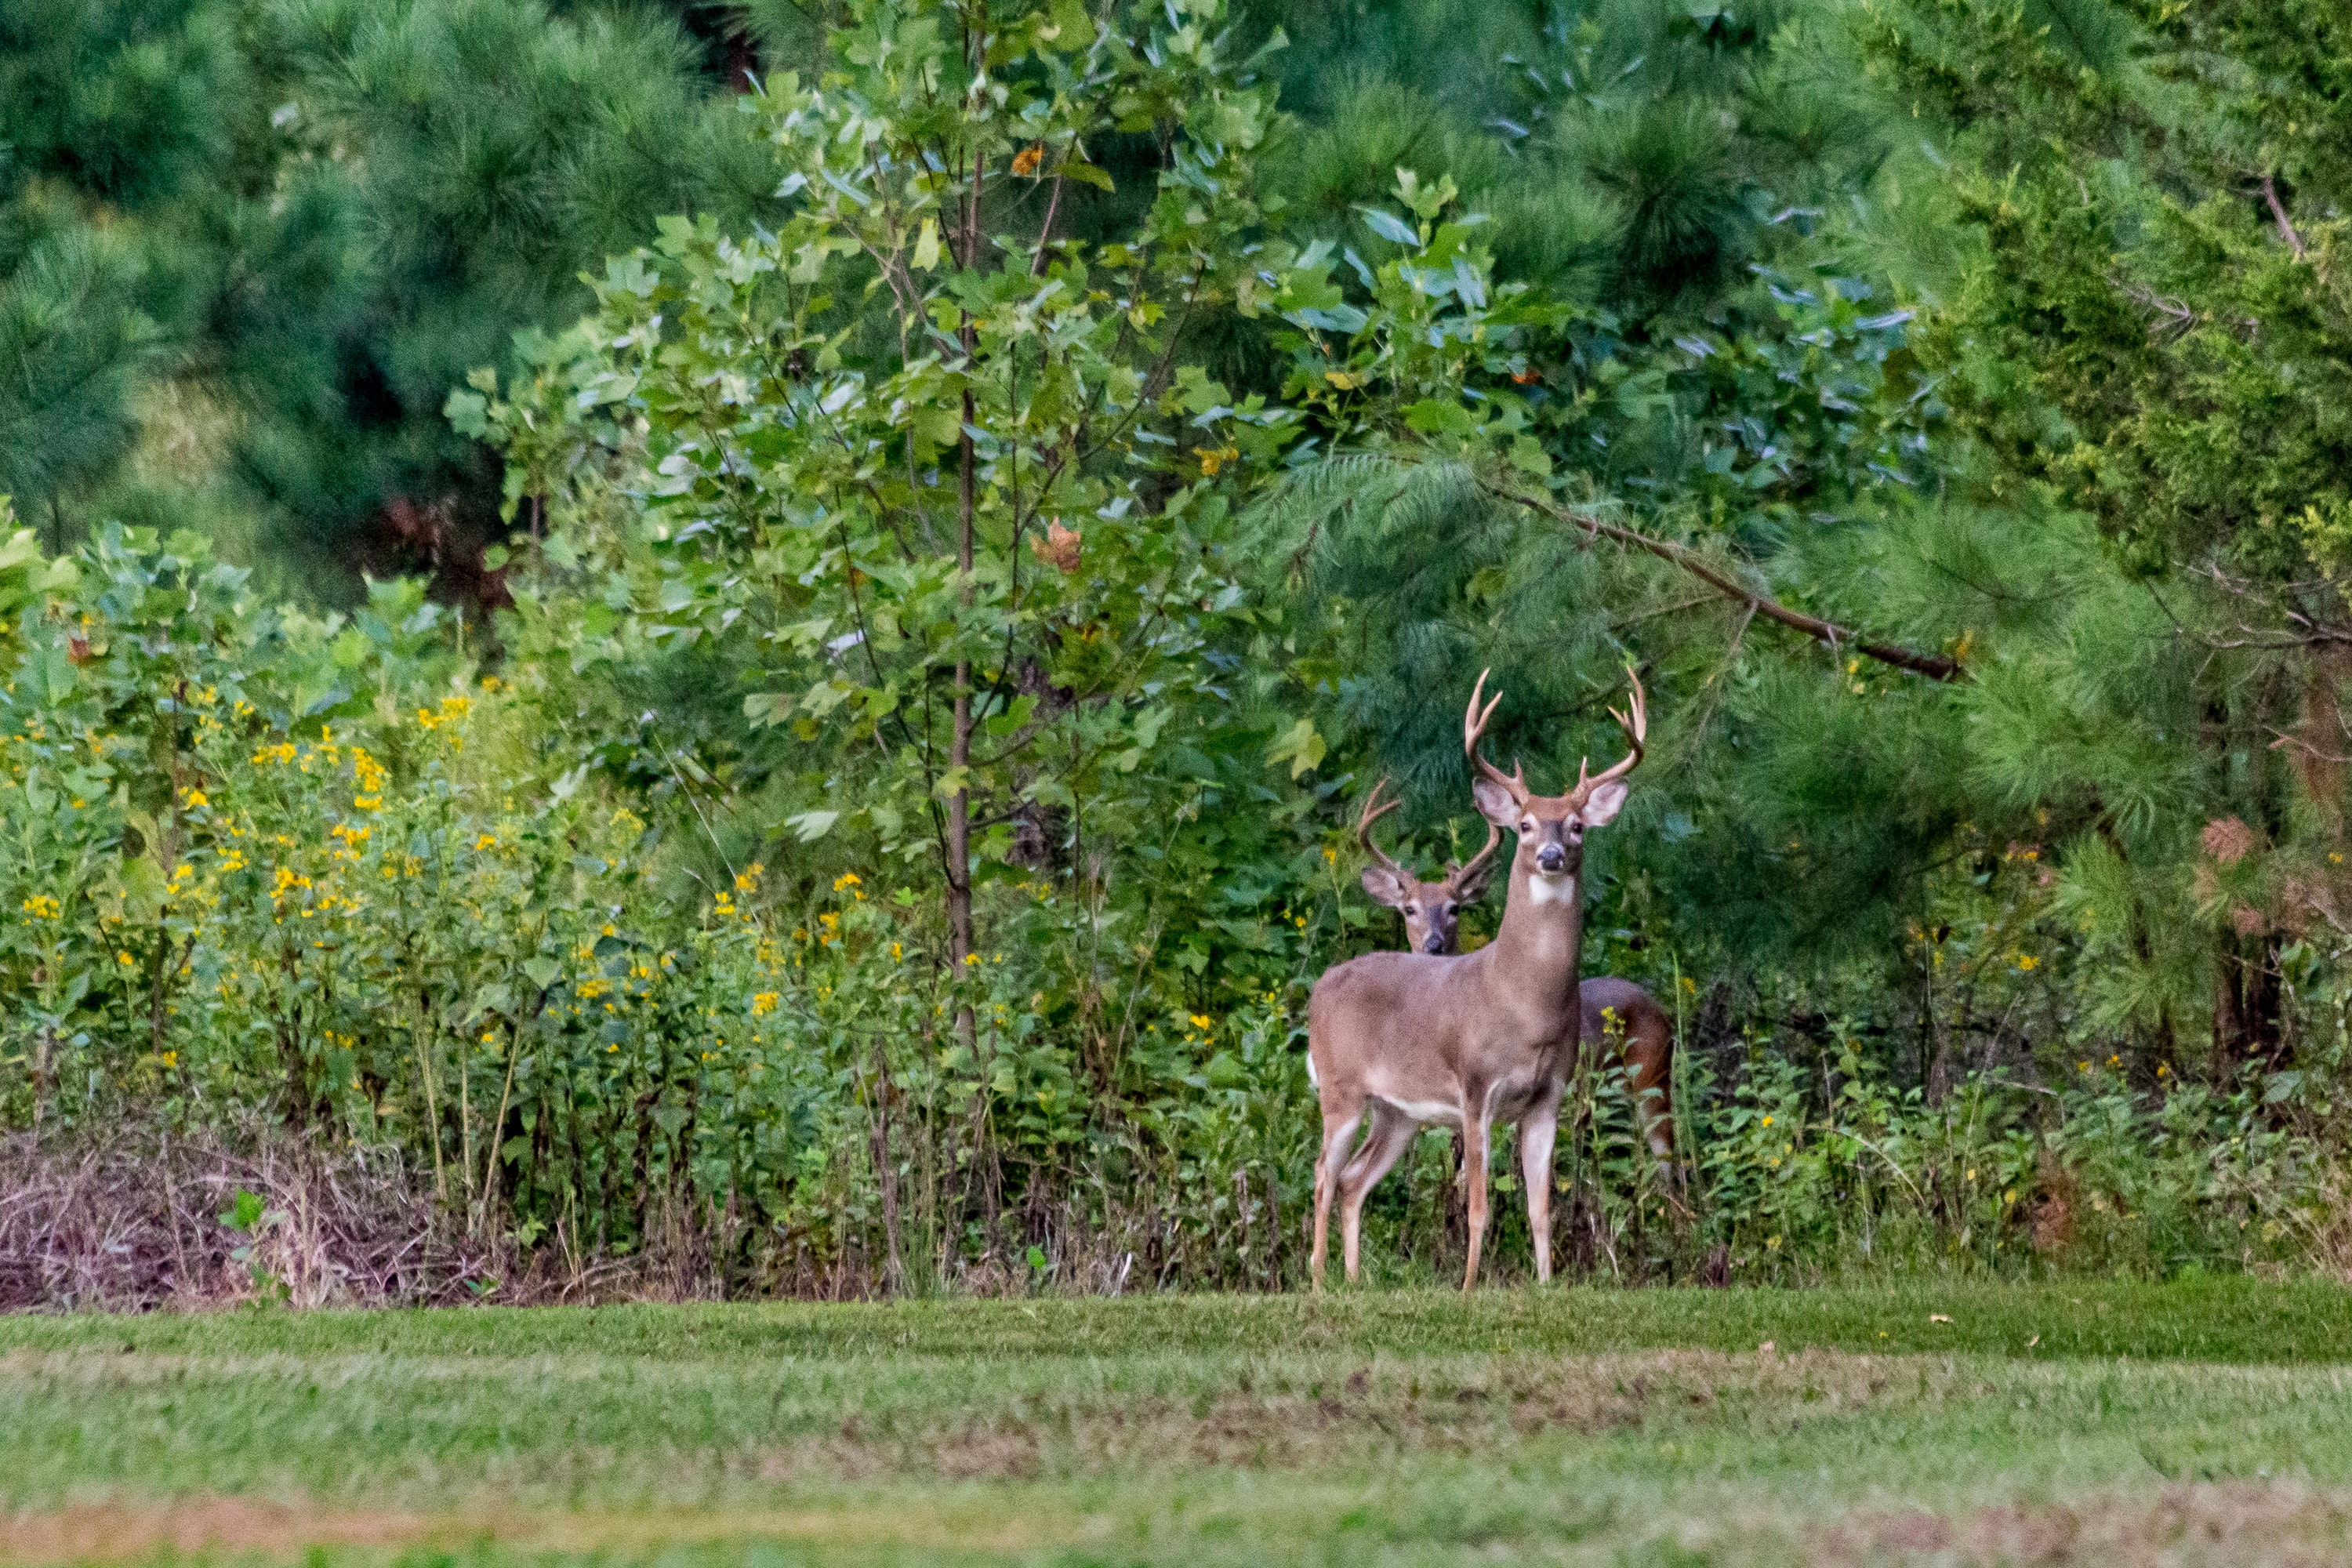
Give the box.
[2,0,767,593]
[1848,0,2352,1069]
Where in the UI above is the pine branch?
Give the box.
[2262,172,2307,262]
[1479,479,1964,682]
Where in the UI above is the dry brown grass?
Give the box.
[0,1128,499,1311]
[746,1347,1955,1481]
[1813,1481,2352,1566]
[0,1498,1093,1566]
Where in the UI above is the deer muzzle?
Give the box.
[1535,842,1567,874]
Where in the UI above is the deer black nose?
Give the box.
[1536,843,1566,873]
[1423,934,1446,953]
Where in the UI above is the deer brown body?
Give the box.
[1309,668,1648,1290]
[1355,785,1678,1166]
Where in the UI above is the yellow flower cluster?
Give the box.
[20,894,59,919]
[352,746,388,811]
[413,693,474,731]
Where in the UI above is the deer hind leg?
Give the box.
[1338,1105,1417,1284]
[1624,1014,1676,1162]
[1459,1090,1494,1291]
[1310,1105,1364,1293]
[1519,1094,1560,1285]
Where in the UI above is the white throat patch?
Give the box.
[1526,871,1577,907]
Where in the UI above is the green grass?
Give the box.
[7,1280,2352,1566]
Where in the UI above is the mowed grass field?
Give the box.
[9,1280,2352,1566]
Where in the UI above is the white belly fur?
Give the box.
[1373,1096,1462,1127]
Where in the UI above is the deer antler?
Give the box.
[1463,668,1528,806]
[1355,776,1410,880]
[1446,818,1504,892]
[1569,665,1647,805]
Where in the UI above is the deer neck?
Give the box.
[1485,854,1584,1019]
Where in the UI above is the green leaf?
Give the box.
[1403,399,1478,437]
[444,389,489,437]
[1359,207,1419,247]
[1265,715,1327,779]
[787,809,840,841]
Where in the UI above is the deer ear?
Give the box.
[1452,862,1496,904]
[1360,866,1411,908]
[1579,779,1630,828]
[1471,777,1519,826]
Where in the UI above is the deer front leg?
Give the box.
[1519,1096,1559,1285]
[1459,1094,1493,1291]
[1338,1106,1417,1283]
[1310,1109,1362,1293]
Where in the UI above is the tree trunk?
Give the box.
[870,1039,906,1296]
[948,386,977,1044]
[2210,931,2285,1078]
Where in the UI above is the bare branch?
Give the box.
[2106,272,2198,339]
[2263,172,2308,262]
[1480,480,1963,681]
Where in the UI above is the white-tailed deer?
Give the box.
[1355,776,1504,955]
[1354,779,1678,1158]
[1310,667,1648,1290]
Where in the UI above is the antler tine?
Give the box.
[1463,667,1528,804]
[1447,816,1504,889]
[1572,664,1648,801]
[1355,775,1409,876]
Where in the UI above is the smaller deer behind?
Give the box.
[1356,776,1502,956]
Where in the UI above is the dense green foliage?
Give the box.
[9,0,2352,1300]
[1,0,764,587]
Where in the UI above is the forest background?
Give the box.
[6,0,2352,1308]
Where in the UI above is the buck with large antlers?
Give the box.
[1355,776,1678,1156]
[1309,666,1648,1289]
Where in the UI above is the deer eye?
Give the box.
[1520,818,1535,833]
[1443,902,1457,916]
[1403,903,1419,915]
